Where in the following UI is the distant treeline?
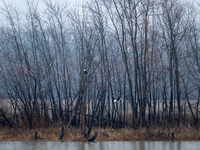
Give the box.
[0,0,200,133]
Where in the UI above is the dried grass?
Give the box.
[0,126,200,141]
[1,99,200,141]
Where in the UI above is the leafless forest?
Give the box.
[0,0,200,138]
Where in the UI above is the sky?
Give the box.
[1,0,85,7]
[0,0,198,20]
[0,0,88,12]
[0,0,198,12]
[0,0,90,21]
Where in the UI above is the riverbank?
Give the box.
[0,126,199,141]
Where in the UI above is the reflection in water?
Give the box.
[0,141,200,150]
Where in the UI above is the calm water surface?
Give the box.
[0,141,199,150]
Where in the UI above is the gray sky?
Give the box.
[0,0,198,19]
[0,0,90,21]
[0,0,88,11]
[1,0,198,11]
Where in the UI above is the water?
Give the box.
[0,141,200,150]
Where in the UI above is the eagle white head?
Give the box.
[84,69,88,74]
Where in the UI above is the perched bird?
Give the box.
[113,96,122,103]
[84,69,88,74]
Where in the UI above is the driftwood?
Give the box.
[59,124,64,140]
[88,132,97,142]
[35,131,38,139]
[171,132,174,141]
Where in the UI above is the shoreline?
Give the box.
[0,127,200,142]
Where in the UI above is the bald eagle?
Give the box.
[113,96,122,102]
[84,69,88,74]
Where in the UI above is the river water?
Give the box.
[0,141,199,150]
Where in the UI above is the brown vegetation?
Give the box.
[0,126,200,141]
[0,99,200,141]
